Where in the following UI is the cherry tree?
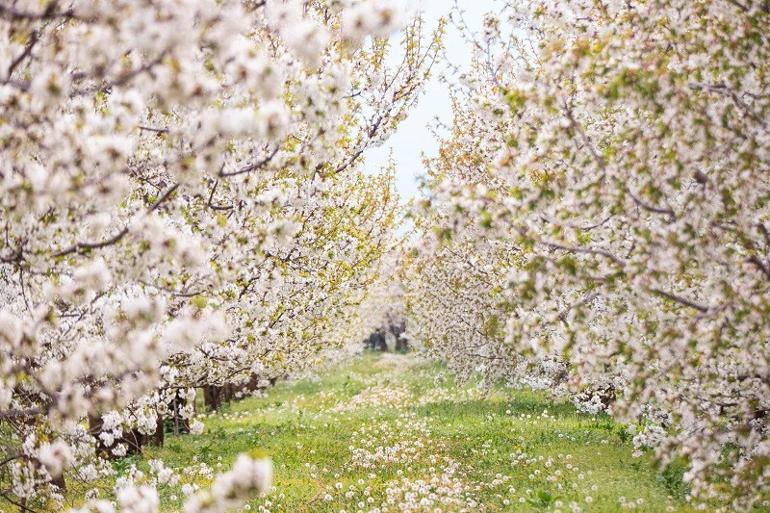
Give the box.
[351,245,405,344]
[409,0,770,509]
[0,0,440,510]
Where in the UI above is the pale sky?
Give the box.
[365,0,499,202]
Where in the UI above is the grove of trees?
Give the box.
[0,1,440,511]
[1,0,768,512]
[406,1,770,510]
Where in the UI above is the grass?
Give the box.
[63,352,707,512]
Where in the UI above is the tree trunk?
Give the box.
[148,414,165,447]
[50,473,66,491]
[203,386,222,411]
[89,414,144,458]
[88,414,109,458]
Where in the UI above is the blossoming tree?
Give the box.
[0,0,440,510]
[408,0,770,509]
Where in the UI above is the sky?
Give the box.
[364,0,499,202]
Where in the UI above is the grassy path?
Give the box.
[122,353,697,512]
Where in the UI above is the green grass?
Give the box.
[65,353,708,512]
